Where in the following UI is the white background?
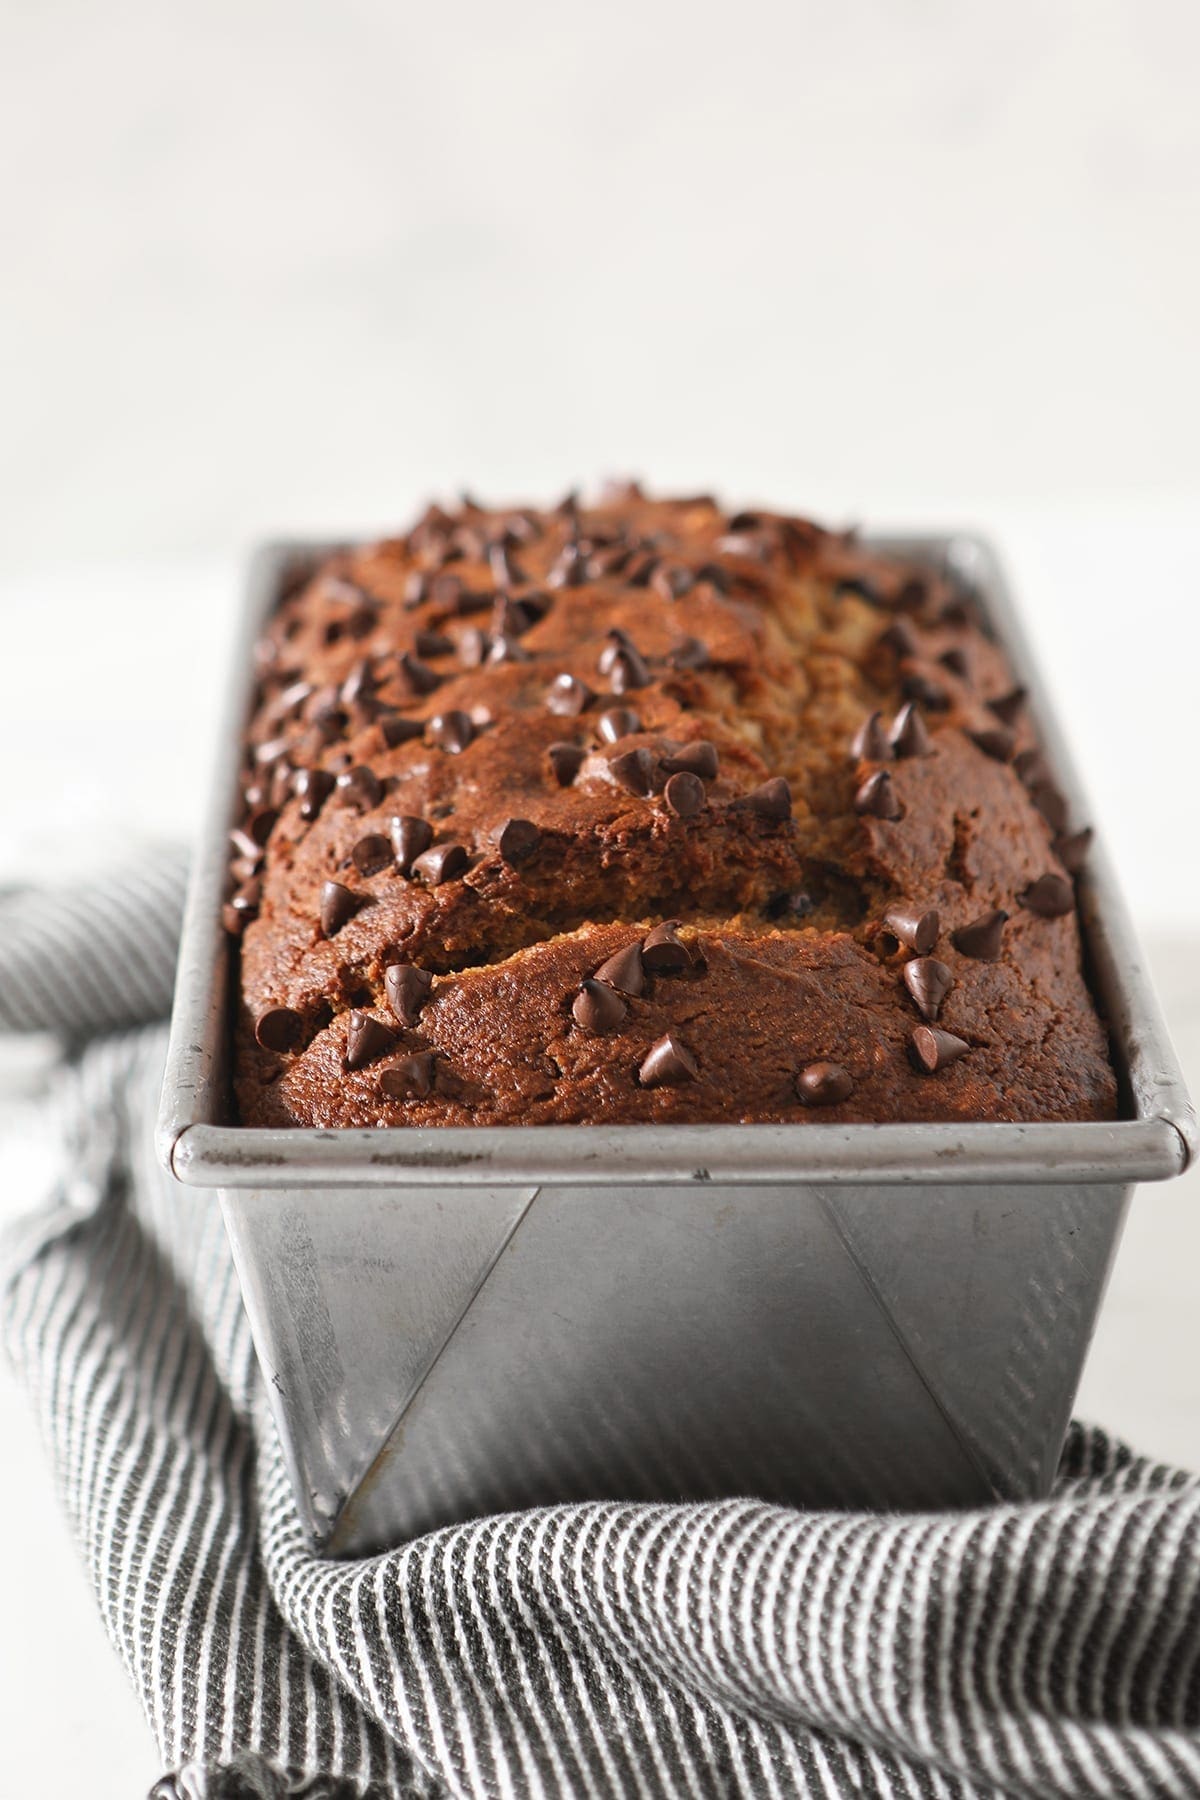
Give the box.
[1,0,1198,1793]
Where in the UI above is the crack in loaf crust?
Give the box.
[231,486,1117,1127]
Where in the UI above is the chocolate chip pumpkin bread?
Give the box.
[231,485,1116,1127]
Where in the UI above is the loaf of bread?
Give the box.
[231,486,1116,1128]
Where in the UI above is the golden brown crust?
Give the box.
[231,487,1116,1128]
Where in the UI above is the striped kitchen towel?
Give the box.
[2,853,1199,1800]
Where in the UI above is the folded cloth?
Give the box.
[2,856,1199,1800]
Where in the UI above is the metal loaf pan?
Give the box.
[157,532,1196,1555]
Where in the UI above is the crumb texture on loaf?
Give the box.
[230,485,1116,1127]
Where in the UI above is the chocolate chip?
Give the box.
[488,634,531,666]
[1054,827,1093,874]
[345,1011,397,1071]
[609,747,656,796]
[384,962,433,1027]
[1030,784,1069,833]
[794,1061,854,1106]
[594,941,645,996]
[546,673,593,717]
[638,1034,698,1088]
[548,742,586,786]
[548,542,586,588]
[389,815,433,877]
[968,725,1015,763]
[254,1007,304,1053]
[336,765,383,812]
[877,618,921,658]
[319,879,362,937]
[403,571,430,608]
[626,553,661,587]
[767,890,814,920]
[607,647,651,694]
[340,658,377,708]
[745,777,792,820]
[427,710,475,754]
[379,712,425,749]
[351,834,392,876]
[851,711,890,762]
[491,596,538,639]
[883,906,940,955]
[495,818,541,862]
[889,703,932,759]
[641,920,692,974]
[902,957,954,1020]
[457,628,491,668]
[414,629,454,658]
[222,889,257,936]
[855,769,902,820]
[951,909,1008,960]
[666,635,710,671]
[379,1053,437,1100]
[663,771,706,817]
[938,647,971,679]
[650,564,695,602]
[229,827,265,869]
[572,979,628,1034]
[429,572,464,608]
[254,733,291,766]
[412,842,469,886]
[909,1025,971,1074]
[489,541,528,588]
[597,707,642,744]
[396,651,442,696]
[988,687,1027,727]
[1021,873,1074,918]
[660,740,719,780]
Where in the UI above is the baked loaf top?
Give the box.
[231,486,1116,1128]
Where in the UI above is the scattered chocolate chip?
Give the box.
[641,920,692,974]
[1021,873,1074,918]
[883,905,940,955]
[968,725,1016,763]
[607,646,651,694]
[345,1011,397,1071]
[254,733,291,767]
[384,962,433,1027]
[594,941,645,996]
[379,712,425,748]
[395,651,442,696]
[495,818,541,862]
[877,619,921,658]
[340,658,377,708]
[889,703,932,759]
[351,833,392,876]
[229,827,266,868]
[320,879,362,937]
[1054,827,1093,874]
[903,957,954,1021]
[650,564,695,602]
[938,647,971,679]
[457,627,490,668]
[379,1054,437,1100]
[663,771,706,817]
[427,710,475,754]
[767,890,815,920]
[546,673,593,717]
[572,979,628,1035]
[901,672,950,711]
[855,769,902,820]
[412,842,469,886]
[660,740,719,780]
[951,909,1008,960]
[548,742,586,786]
[222,886,258,936]
[597,707,642,744]
[625,552,661,587]
[909,1026,971,1074]
[390,814,434,874]
[666,635,710,671]
[548,542,587,588]
[638,1033,699,1088]
[489,541,528,588]
[1029,784,1069,833]
[488,634,531,666]
[609,747,656,796]
[795,1061,855,1106]
[1013,748,1051,787]
[403,571,430,608]
[988,687,1027,727]
[414,628,454,658]
[336,765,383,812]
[254,1006,304,1053]
[744,777,792,820]
[491,596,538,639]
[429,572,464,608]
[851,711,890,762]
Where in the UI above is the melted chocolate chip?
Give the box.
[254,1007,304,1053]
[390,814,434,874]
[660,740,719,780]
[851,711,891,762]
[794,1061,854,1106]
[597,707,643,744]
[889,703,932,759]
[609,747,656,796]
[384,962,433,1027]
[495,818,541,862]
[546,673,594,717]
[638,1033,698,1088]
[855,769,902,820]
[902,956,954,1021]
[883,905,940,955]
[427,710,475,754]
[572,979,628,1035]
[1021,873,1074,918]
[641,919,692,974]
[412,842,469,886]
[345,1011,397,1072]
[548,742,586,786]
[951,909,1008,960]
[744,777,792,820]
[663,771,706,817]
[319,879,362,937]
[909,1025,970,1074]
[594,941,645,996]
[379,1053,437,1100]
[336,765,383,812]
[350,833,392,876]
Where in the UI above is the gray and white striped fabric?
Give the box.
[2,855,1199,1800]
